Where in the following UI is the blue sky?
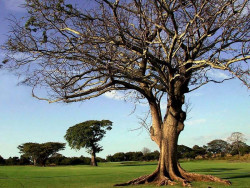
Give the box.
[0,0,249,159]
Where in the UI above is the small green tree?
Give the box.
[18,142,66,166]
[64,120,112,166]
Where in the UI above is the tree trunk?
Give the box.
[115,101,231,186]
[41,159,46,167]
[91,151,97,166]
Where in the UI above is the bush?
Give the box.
[96,157,106,162]
[5,157,19,165]
[19,155,31,165]
[0,155,5,165]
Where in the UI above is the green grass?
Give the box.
[0,160,249,187]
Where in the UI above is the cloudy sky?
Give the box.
[0,0,249,159]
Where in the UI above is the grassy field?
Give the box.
[0,160,249,188]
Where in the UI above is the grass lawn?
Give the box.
[0,160,249,187]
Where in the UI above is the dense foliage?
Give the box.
[18,142,65,166]
[65,120,112,166]
[106,151,160,162]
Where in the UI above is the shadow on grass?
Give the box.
[119,162,157,167]
[224,174,250,180]
[191,168,240,173]
[190,168,250,180]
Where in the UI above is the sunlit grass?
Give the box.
[0,160,249,187]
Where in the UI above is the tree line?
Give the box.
[107,133,250,162]
[0,132,248,166]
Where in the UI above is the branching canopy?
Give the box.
[64,120,112,153]
[3,0,249,109]
[18,142,66,165]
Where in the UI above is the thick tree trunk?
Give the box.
[91,151,97,166]
[115,102,231,186]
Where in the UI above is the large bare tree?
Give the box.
[2,0,249,186]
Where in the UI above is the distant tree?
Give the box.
[131,152,144,161]
[108,150,160,162]
[5,157,19,165]
[177,145,194,159]
[0,155,5,165]
[207,140,229,155]
[18,142,65,166]
[106,155,114,162]
[142,147,151,156]
[124,152,135,161]
[192,145,207,157]
[151,150,160,160]
[48,154,65,165]
[37,142,66,166]
[143,150,160,161]
[19,155,31,165]
[112,152,126,162]
[18,143,40,165]
[96,157,106,163]
[64,120,112,166]
[230,141,249,156]
[123,151,144,161]
[227,132,247,156]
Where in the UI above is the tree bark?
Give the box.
[33,158,37,166]
[41,158,46,167]
[91,151,97,166]
[115,98,231,186]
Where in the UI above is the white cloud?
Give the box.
[186,118,206,126]
[3,0,26,12]
[104,90,150,108]
[207,70,230,80]
[103,90,125,101]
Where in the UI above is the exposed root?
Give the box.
[114,168,192,187]
[178,164,232,185]
[115,164,231,187]
[114,169,158,186]
[171,175,191,187]
[157,177,176,186]
[114,174,178,186]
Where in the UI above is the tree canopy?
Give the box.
[18,142,65,166]
[64,120,112,166]
[228,132,247,156]
[3,0,249,103]
[207,139,229,155]
[3,0,249,186]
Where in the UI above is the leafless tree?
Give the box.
[227,132,247,156]
[2,0,249,186]
[142,147,151,155]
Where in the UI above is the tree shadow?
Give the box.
[191,168,240,173]
[119,162,157,167]
[224,174,250,180]
[191,168,250,180]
